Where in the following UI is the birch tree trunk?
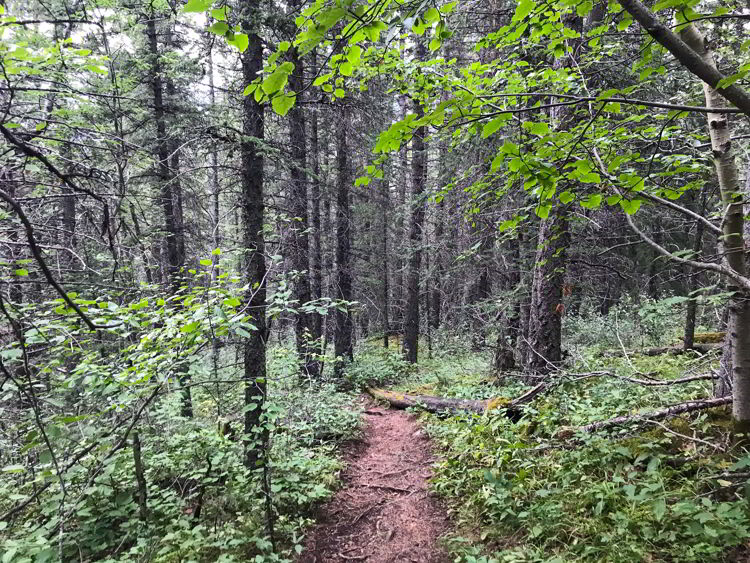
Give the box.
[680,24,750,433]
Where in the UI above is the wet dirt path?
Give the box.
[299,402,450,563]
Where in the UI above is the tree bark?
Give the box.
[287,23,318,379]
[525,206,568,375]
[145,10,181,291]
[239,0,268,469]
[382,171,390,348]
[683,216,705,350]
[309,49,324,357]
[679,23,750,434]
[333,105,353,377]
[403,40,427,364]
[619,0,750,117]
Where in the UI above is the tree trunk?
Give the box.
[333,105,353,377]
[146,9,191,417]
[523,14,580,377]
[680,24,750,434]
[309,49,324,357]
[683,215,705,350]
[288,28,318,379]
[525,207,568,375]
[145,10,181,291]
[240,0,268,469]
[207,30,221,280]
[403,41,427,364]
[382,172,390,348]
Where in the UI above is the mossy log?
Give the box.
[602,343,721,357]
[577,397,731,433]
[366,382,548,418]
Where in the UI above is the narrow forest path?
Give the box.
[300,401,450,563]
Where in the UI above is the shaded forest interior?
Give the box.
[2,0,750,560]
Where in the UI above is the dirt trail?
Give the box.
[300,401,450,563]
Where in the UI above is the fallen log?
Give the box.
[580,371,718,386]
[601,343,721,357]
[367,387,487,414]
[577,396,731,433]
[366,382,548,417]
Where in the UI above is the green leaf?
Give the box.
[559,191,575,204]
[576,0,593,17]
[513,0,535,22]
[227,32,249,52]
[530,122,549,136]
[200,259,213,267]
[263,63,293,93]
[272,93,296,116]
[180,321,200,334]
[620,198,642,214]
[429,37,441,52]
[424,7,440,23]
[243,83,257,97]
[184,0,212,12]
[2,464,26,473]
[212,247,222,255]
[211,7,228,20]
[482,117,506,139]
[580,194,602,209]
[340,62,353,76]
[279,41,291,52]
[536,204,551,219]
[346,45,362,64]
[652,498,666,521]
[208,22,229,35]
[234,326,252,338]
[14,268,28,276]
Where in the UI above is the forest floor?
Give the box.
[299,399,450,563]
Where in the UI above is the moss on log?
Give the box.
[366,382,548,418]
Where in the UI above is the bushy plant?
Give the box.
[342,344,412,389]
[420,348,749,562]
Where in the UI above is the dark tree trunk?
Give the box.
[431,195,443,331]
[523,14,581,377]
[525,207,568,375]
[288,30,318,379]
[207,35,221,280]
[333,106,353,376]
[403,42,427,364]
[145,10,181,291]
[146,10,191,417]
[683,218,705,350]
[394,95,409,338]
[239,0,268,470]
[382,173,390,348]
[309,50,324,357]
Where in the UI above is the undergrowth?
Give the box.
[403,333,750,562]
[0,346,363,563]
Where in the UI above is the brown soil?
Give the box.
[299,401,450,563]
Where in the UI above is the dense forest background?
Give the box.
[1,0,750,560]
